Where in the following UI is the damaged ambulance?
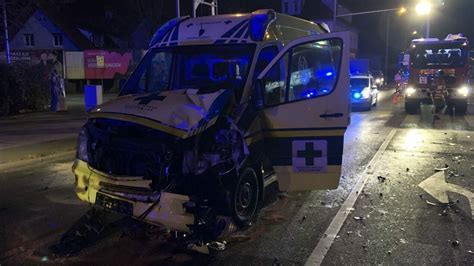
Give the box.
[72,9,351,249]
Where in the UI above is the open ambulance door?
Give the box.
[256,32,350,191]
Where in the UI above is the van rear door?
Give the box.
[257,32,350,191]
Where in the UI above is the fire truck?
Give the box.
[404,34,470,114]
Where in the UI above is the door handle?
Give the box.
[320,113,344,118]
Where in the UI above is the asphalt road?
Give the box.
[1,89,474,265]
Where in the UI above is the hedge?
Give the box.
[0,63,51,116]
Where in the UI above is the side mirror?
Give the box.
[253,79,265,109]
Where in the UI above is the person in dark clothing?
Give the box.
[50,69,59,111]
[432,70,448,119]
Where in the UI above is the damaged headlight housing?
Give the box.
[76,127,89,162]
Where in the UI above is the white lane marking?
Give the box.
[419,171,474,220]
[305,129,397,266]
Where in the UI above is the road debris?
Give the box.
[426,200,438,206]
[273,257,282,266]
[377,176,387,183]
[406,168,410,172]
[353,216,363,221]
[400,238,408,244]
[378,210,388,215]
[468,250,474,255]
[387,250,392,255]
[434,165,449,171]
[451,240,460,247]
[299,216,307,223]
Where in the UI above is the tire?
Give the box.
[364,98,372,111]
[405,100,419,114]
[227,167,260,227]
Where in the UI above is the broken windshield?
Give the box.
[411,42,468,69]
[120,44,255,96]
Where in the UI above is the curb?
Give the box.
[0,150,76,173]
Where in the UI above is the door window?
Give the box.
[288,39,342,101]
[263,53,289,106]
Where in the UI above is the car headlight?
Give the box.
[361,87,371,99]
[375,78,381,84]
[76,128,89,162]
[406,87,416,96]
[458,86,470,97]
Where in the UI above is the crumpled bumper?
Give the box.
[72,159,194,232]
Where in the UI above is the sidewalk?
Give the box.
[0,93,115,165]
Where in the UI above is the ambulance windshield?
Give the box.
[121,44,255,95]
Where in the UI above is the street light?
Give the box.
[416,1,432,15]
[416,1,432,38]
[333,5,406,86]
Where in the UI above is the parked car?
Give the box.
[350,74,378,111]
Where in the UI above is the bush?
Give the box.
[0,63,51,116]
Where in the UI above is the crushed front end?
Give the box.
[73,114,250,248]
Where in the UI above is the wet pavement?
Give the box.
[1,88,474,265]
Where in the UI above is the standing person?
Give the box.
[50,69,58,112]
[432,70,447,119]
[394,71,402,93]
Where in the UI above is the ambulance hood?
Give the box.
[89,89,232,138]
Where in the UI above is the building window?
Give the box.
[53,33,63,46]
[24,34,34,47]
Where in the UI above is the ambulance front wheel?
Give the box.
[227,167,260,227]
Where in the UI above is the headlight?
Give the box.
[406,87,416,96]
[361,87,371,99]
[375,78,381,84]
[76,128,89,162]
[458,86,470,97]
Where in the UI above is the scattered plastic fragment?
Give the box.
[41,256,49,262]
[378,210,388,215]
[451,240,460,247]
[273,257,282,266]
[400,238,407,244]
[299,216,306,223]
[377,176,386,183]
[346,231,353,235]
[434,166,449,171]
[387,250,392,255]
[426,200,438,206]
[468,250,474,255]
[353,216,363,221]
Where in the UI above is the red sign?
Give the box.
[84,50,132,79]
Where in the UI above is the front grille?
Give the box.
[86,118,177,178]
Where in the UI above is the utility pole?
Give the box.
[2,0,11,64]
[176,0,180,17]
[426,15,430,38]
[332,0,337,31]
[385,14,390,84]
